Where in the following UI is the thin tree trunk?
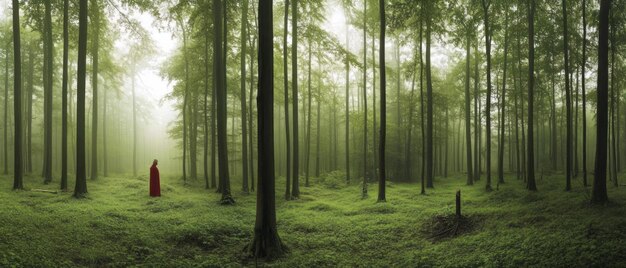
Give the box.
[345,23,350,184]
[291,0,300,199]
[283,0,291,200]
[582,0,588,187]
[61,0,69,190]
[464,33,473,185]
[419,11,425,195]
[74,0,88,197]
[11,0,23,190]
[425,3,434,189]
[378,0,386,202]
[90,0,99,181]
[362,0,368,198]
[498,10,509,185]
[562,0,573,191]
[481,0,493,191]
[526,0,537,191]
[241,0,249,193]
[43,0,54,183]
[305,39,312,186]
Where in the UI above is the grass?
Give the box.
[1,171,626,267]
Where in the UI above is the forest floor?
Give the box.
[1,172,626,267]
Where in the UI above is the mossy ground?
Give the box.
[1,172,626,267]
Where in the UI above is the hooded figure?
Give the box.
[150,159,161,197]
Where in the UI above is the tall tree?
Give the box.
[591,0,611,204]
[291,0,300,199]
[12,0,23,190]
[90,0,99,180]
[581,0,588,187]
[378,0,386,202]
[61,0,69,190]
[460,6,474,186]
[419,6,425,194]
[214,0,234,204]
[562,0,572,191]
[246,0,286,258]
[74,0,88,197]
[425,1,434,189]
[283,0,291,200]
[241,0,250,193]
[42,0,53,184]
[345,22,350,184]
[362,0,369,197]
[526,0,537,191]
[498,8,509,185]
[204,25,210,189]
[481,0,493,191]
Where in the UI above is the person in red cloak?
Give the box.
[150,159,161,197]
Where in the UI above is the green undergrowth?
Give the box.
[0,172,625,267]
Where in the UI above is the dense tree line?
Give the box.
[2,0,623,260]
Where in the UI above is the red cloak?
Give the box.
[150,164,161,197]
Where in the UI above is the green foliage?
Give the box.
[315,170,347,189]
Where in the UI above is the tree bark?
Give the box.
[562,0,573,191]
[464,33,473,185]
[291,0,300,199]
[283,0,291,200]
[241,0,249,193]
[481,0,493,191]
[378,0,386,202]
[582,0,588,187]
[498,10,509,185]
[74,0,89,197]
[246,0,287,258]
[526,0,537,191]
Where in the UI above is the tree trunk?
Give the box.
[283,0,291,200]
[481,0,493,191]
[419,11,425,195]
[345,24,350,184]
[526,0,537,191]
[246,0,287,258]
[180,17,189,184]
[90,0,100,181]
[474,40,480,182]
[425,4,434,189]
[498,11,509,185]
[464,33,473,185]
[61,0,69,190]
[214,0,234,204]
[305,39,312,186]
[204,31,210,189]
[610,17,618,187]
[74,0,88,197]
[582,0,588,187]
[562,0,573,191]
[591,0,610,204]
[11,0,23,190]
[291,0,300,199]
[4,40,9,176]
[362,0,368,198]
[42,0,54,184]
[241,0,249,193]
[378,0,386,202]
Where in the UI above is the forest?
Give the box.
[0,0,625,266]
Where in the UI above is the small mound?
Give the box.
[308,203,334,211]
[422,214,479,242]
